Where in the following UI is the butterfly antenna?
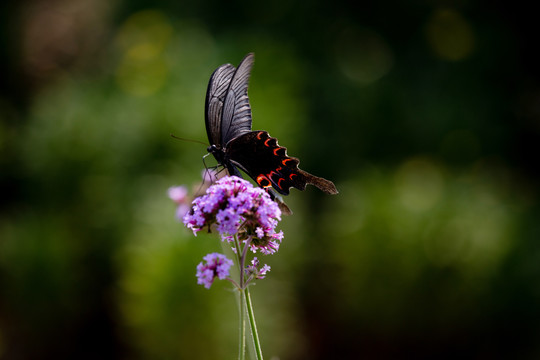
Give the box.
[170,134,208,146]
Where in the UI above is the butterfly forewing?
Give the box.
[205,63,236,146]
[221,53,254,145]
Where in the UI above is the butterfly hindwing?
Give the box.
[226,131,338,195]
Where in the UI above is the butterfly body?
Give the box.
[205,53,337,197]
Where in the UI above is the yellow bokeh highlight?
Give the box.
[114,10,173,96]
[394,157,444,212]
[426,9,475,61]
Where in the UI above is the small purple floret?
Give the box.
[196,253,234,289]
[245,257,271,280]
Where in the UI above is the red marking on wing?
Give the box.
[289,173,297,180]
[256,131,264,140]
[273,147,281,156]
[266,170,276,179]
[282,158,294,166]
[266,167,286,189]
[264,138,272,147]
[256,174,271,188]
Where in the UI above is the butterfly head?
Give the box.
[207,144,230,171]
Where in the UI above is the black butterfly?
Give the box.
[205,53,338,200]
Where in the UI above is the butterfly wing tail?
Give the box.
[298,169,338,194]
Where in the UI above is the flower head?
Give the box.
[183,176,283,254]
[196,253,234,289]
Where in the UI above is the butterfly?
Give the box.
[205,53,338,203]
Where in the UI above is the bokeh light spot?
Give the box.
[115,10,173,53]
[425,9,475,61]
[395,158,444,212]
[20,0,110,82]
[114,10,173,96]
[335,27,394,85]
[116,56,169,97]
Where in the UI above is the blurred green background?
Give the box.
[1,0,539,359]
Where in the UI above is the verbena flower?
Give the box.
[245,257,271,280]
[183,176,283,255]
[177,175,287,360]
[196,253,234,289]
[168,185,190,220]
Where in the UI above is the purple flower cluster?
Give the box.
[183,176,283,255]
[196,253,234,289]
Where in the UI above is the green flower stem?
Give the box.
[233,234,244,287]
[239,235,252,289]
[244,286,263,360]
[234,234,246,360]
[239,288,246,360]
[233,234,263,360]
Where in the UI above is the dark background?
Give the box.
[1,0,539,359]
